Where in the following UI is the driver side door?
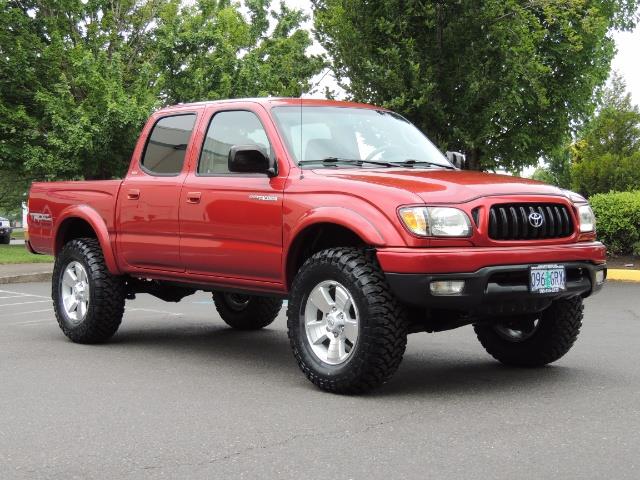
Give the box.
[179,103,286,285]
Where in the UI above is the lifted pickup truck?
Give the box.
[27,98,606,393]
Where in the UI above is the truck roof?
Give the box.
[156,97,385,114]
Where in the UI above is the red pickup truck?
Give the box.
[27,98,606,393]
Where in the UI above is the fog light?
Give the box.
[595,270,605,285]
[430,280,465,296]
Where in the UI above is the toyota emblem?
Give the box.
[528,212,544,228]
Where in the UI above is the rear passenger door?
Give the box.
[117,111,200,272]
[179,104,286,284]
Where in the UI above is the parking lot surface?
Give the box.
[1,281,639,479]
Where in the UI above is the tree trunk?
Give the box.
[466,147,482,171]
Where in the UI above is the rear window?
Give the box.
[141,114,197,175]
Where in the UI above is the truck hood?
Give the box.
[313,169,565,203]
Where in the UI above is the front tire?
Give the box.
[212,292,282,330]
[287,248,408,394]
[474,297,583,367]
[0,235,9,244]
[52,238,125,343]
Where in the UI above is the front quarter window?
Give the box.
[198,110,272,175]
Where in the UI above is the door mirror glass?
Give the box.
[446,151,466,169]
[228,145,275,176]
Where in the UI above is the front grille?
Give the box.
[488,203,574,240]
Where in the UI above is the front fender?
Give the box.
[289,206,387,247]
[55,205,121,275]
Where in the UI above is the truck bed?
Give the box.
[28,180,123,255]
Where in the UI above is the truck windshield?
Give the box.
[271,106,452,168]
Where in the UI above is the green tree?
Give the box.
[571,74,640,196]
[0,0,163,185]
[0,0,323,210]
[531,139,573,188]
[155,0,324,103]
[313,0,639,171]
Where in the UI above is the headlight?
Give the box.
[399,207,472,237]
[577,205,596,232]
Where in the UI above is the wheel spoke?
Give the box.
[78,301,87,319]
[338,337,346,358]
[67,298,78,314]
[327,337,346,362]
[334,286,351,312]
[306,320,328,345]
[308,285,334,313]
[79,266,88,283]
[327,337,340,362]
[343,319,358,343]
[312,331,329,346]
[63,269,76,287]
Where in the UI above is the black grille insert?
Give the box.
[488,203,573,240]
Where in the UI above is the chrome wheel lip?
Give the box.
[303,280,359,366]
[60,261,90,325]
[494,318,539,342]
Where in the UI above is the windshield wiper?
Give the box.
[298,157,395,168]
[397,159,456,169]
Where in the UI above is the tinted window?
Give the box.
[198,111,271,175]
[142,114,197,175]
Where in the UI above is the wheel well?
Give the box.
[55,218,98,254]
[286,223,367,288]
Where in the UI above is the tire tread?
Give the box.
[53,238,125,343]
[212,293,282,330]
[474,297,583,367]
[287,247,408,393]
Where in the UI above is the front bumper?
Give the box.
[377,242,606,274]
[385,261,606,317]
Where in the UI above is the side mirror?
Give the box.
[446,151,466,169]
[228,145,276,177]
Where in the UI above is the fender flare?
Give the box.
[54,205,121,275]
[288,206,387,248]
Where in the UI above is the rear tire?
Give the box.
[474,297,583,367]
[212,292,282,330]
[52,238,125,343]
[0,235,9,244]
[287,247,408,394]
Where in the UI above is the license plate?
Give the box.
[530,264,566,293]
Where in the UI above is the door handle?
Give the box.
[127,189,140,200]
[186,192,201,204]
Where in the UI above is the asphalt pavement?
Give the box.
[1,281,639,479]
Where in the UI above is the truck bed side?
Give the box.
[27,180,123,256]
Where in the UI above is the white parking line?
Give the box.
[0,300,52,307]
[14,321,52,327]
[0,289,50,299]
[10,319,52,326]
[0,308,53,318]
[128,307,183,317]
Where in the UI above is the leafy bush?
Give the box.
[590,191,640,255]
[572,152,640,198]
